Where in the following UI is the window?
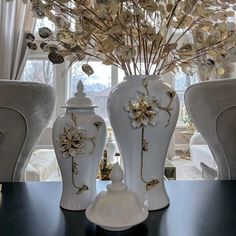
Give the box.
[21,59,55,127]
[69,61,112,124]
[21,60,53,85]
[175,72,197,126]
[34,17,55,34]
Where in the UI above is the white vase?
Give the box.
[107,75,179,210]
[52,81,106,210]
[105,129,118,164]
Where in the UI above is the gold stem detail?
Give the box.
[140,126,159,191]
[157,91,176,127]
[60,114,103,195]
[72,157,89,195]
[139,78,175,191]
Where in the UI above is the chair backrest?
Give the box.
[0,80,56,181]
[185,79,236,180]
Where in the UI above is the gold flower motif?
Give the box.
[58,126,87,158]
[124,79,177,191]
[57,114,103,195]
[124,92,159,128]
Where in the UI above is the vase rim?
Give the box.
[123,75,161,80]
[62,105,97,109]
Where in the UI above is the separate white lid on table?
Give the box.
[85,163,149,231]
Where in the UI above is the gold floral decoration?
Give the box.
[27,0,236,78]
[59,127,87,158]
[58,113,103,195]
[125,78,176,190]
[124,92,159,128]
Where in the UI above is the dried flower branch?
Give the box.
[27,0,236,77]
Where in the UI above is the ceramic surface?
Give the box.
[52,81,106,210]
[185,79,236,180]
[107,75,179,210]
[86,163,148,231]
[86,191,148,231]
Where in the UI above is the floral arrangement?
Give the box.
[27,0,236,78]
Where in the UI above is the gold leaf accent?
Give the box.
[142,138,149,152]
[94,121,103,129]
[72,161,79,175]
[76,184,89,194]
[145,179,159,191]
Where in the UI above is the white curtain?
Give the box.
[0,0,34,80]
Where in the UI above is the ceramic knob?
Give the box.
[85,163,148,231]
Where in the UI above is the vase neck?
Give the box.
[66,108,95,114]
[123,75,161,81]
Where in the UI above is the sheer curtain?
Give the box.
[0,0,34,80]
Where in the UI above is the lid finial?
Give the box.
[62,80,97,108]
[75,80,86,97]
[111,162,123,184]
[107,162,126,192]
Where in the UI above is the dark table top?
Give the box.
[0,181,236,236]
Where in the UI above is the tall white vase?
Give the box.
[52,81,106,210]
[107,75,179,210]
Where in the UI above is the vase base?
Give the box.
[60,204,86,211]
[147,202,170,211]
[100,226,132,231]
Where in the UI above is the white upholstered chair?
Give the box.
[185,79,236,180]
[0,80,56,181]
[189,132,217,179]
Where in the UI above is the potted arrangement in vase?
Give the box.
[27,0,236,210]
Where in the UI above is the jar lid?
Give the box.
[62,80,97,109]
[85,163,148,231]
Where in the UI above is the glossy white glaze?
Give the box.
[52,81,106,210]
[107,75,179,210]
[86,163,148,231]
